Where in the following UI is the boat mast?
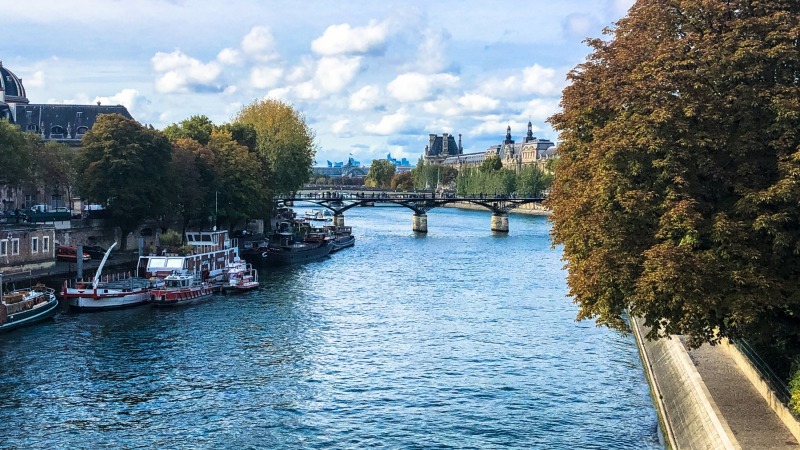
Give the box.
[92,242,118,289]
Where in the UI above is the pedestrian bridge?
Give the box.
[282,192,546,233]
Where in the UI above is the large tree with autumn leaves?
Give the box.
[549,0,800,348]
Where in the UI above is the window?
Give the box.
[31,237,39,253]
[11,238,19,256]
[0,240,6,256]
[43,236,50,253]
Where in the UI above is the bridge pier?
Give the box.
[333,214,345,227]
[412,213,428,233]
[491,213,509,233]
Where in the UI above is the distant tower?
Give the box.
[504,125,514,145]
[525,121,534,143]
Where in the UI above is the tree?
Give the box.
[169,138,212,235]
[367,159,396,188]
[516,164,552,197]
[234,99,316,197]
[163,115,215,145]
[207,128,267,228]
[0,119,34,187]
[548,1,800,348]
[479,155,502,172]
[390,172,414,191]
[76,114,172,249]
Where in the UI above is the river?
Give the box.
[0,204,662,449]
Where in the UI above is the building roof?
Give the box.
[13,104,133,144]
[0,61,28,104]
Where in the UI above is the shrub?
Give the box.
[790,365,800,416]
[160,229,182,247]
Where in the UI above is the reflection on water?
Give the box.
[0,205,662,449]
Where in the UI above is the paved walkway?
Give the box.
[683,339,799,449]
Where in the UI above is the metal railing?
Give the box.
[734,339,792,405]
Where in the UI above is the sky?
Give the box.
[3,0,635,166]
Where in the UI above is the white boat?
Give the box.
[149,271,214,307]
[137,230,239,289]
[62,243,161,311]
[305,209,332,221]
[224,258,259,292]
[1,278,59,333]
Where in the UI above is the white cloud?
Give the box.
[293,81,323,100]
[415,28,450,73]
[563,13,599,39]
[23,70,45,88]
[265,87,290,101]
[313,56,361,93]
[331,119,350,135]
[249,66,283,89]
[94,88,150,119]
[458,93,499,113]
[311,20,390,56]
[521,98,561,122]
[217,48,241,65]
[387,72,459,102]
[364,109,410,135]
[152,50,222,94]
[521,64,562,96]
[349,85,381,111]
[482,64,563,98]
[241,26,279,62]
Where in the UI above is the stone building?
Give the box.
[425,122,557,171]
[0,224,56,274]
[0,60,133,211]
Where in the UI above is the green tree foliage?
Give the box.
[548,1,800,347]
[218,122,258,152]
[207,128,267,228]
[28,141,78,207]
[366,159,396,188]
[234,99,316,196]
[390,172,414,191]
[76,114,172,249]
[791,366,800,416]
[456,167,518,196]
[516,164,552,197]
[163,115,215,145]
[479,155,502,172]
[410,159,458,190]
[169,138,212,233]
[0,119,34,186]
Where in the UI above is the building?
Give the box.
[386,153,413,173]
[312,156,368,180]
[425,122,557,170]
[0,224,56,274]
[0,60,133,211]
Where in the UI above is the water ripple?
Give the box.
[0,206,661,449]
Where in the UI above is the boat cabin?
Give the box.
[137,230,238,280]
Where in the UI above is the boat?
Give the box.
[1,278,59,333]
[61,243,162,311]
[305,209,332,221]
[223,258,259,292]
[261,220,333,265]
[137,229,239,290]
[325,225,356,252]
[149,271,214,307]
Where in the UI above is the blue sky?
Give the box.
[4,0,634,166]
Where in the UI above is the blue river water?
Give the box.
[0,205,662,449]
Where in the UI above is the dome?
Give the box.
[0,61,29,104]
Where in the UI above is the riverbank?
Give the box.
[632,317,800,449]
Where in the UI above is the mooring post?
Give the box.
[76,244,84,279]
[491,213,509,233]
[412,213,428,233]
[333,214,345,227]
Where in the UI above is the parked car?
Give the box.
[83,245,112,259]
[56,245,91,262]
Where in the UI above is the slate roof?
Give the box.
[12,103,133,144]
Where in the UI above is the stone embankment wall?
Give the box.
[631,317,740,449]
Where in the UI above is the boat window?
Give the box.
[148,257,167,269]
[166,258,183,269]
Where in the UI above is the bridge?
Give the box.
[281,192,546,233]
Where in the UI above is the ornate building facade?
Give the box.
[424,122,557,170]
[1,61,133,211]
